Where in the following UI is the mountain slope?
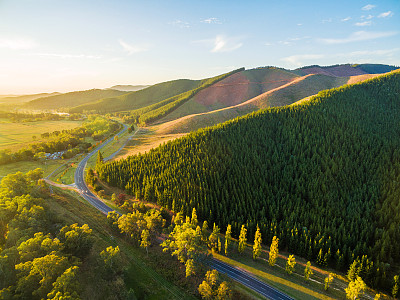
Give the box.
[156,73,369,134]
[98,70,400,289]
[69,79,202,114]
[24,89,128,110]
[157,67,299,124]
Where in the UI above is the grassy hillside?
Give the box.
[157,67,298,124]
[24,89,128,110]
[156,74,351,134]
[97,70,400,291]
[129,68,245,125]
[70,79,201,114]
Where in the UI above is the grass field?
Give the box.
[115,127,186,160]
[0,119,83,150]
[0,159,65,179]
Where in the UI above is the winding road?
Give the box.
[73,123,128,215]
[55,123,294,300]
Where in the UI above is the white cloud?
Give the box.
[212,35,242,52]
[355,21,372,26]
[194,35,243,53]
[297,23,303,26]
[281,54,324,67]
[0,37,38,50]
[362,4,376,11]
[322,18,333,23]
[201,18,222,24]
[378,11,393,18]
[169,20,190,28]
[320,31,397,44]
[118,40,148,55]
[341,17,352,22]
[277,36,311,46]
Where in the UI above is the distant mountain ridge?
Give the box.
[108,85,150,92]
[0,92,61,104]
[23,89,128,110]
[294,63,398,77]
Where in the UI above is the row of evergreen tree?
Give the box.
[97,70,400,290]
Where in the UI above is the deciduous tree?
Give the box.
[269,236,279,266]
[253,226,262,260]
[238,225,247,254]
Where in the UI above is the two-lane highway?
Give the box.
[74,123,128,215]
[207,258,294,300]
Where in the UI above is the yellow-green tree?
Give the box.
[140,229,151,255]
[185,259,196,278]
[304,261,313,281]
[198,281,213,300]
[191,208,198,227]
[209,223,220,252]
[324,273,334,291]
[224,225,232,256]
[238,225,247,254]
[216,281,232,300]
[268,236,279,266]
[198,270,231,300]
[46,266,80,300]
[345,276,366,300]
[161,216,204,277]
[253,226,262,260]
[285,255,296,275]
[393,275,399,299]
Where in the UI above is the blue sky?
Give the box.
[0,0,399,94]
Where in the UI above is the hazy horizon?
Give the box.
[1,0,399,94]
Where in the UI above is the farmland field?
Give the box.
[0,119,83,150]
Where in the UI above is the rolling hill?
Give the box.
[295,63,398,77]
[108,84,150,92]
[98,70,400,290]
[23,89,128,110]
[0,92,60,104]
[157,67,299,124]
[69,79,202,114]
[156,72,384,135]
